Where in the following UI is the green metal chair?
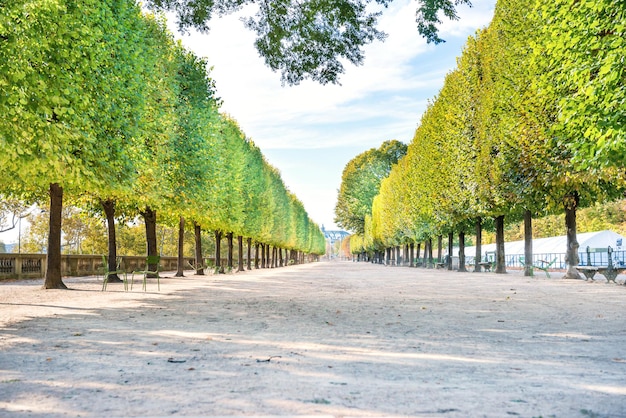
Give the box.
[131,255,161,291]
[101,255,127,291]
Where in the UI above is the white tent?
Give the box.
[455,230,625,267]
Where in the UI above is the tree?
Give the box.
[335,140,407,234]
[0,199,29,234]
[145,0,473,85]
[0,0,155,288]
[533,0,626,171]
[527,0,626,279]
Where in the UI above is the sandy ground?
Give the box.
[1,261,625,418]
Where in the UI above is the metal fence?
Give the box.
[464,249,626,269]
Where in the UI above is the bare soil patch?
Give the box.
[1,262,625,417]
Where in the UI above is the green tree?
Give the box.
[533,0,625,170]
[0,0,156,288]
[145,0,472,84]
[335,140,407,234]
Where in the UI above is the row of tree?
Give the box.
[0,0,325,289]
[338,0,625,277]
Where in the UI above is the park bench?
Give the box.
[436,255,450,269]
[478,261,493,272]
[578,246,625,283]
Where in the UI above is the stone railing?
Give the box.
[0,254,218,280]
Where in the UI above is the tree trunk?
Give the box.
[255,243,260,269]
[227,232,234,270]
[101,198,121,282]
[175,216,185,277]
[409,242,415,267]
[237,235,244,272]
[43,183,67,289]
[437,235,443,263]
[458,230,467,272]
[140,206,158,277]
[261,244,266,268]
[247,238,252,270]
[193,222,204,275]
[524,210,533,277]
[495,215,506,274]
[474,217,482,272]
[416,243,421,266]
[279,248,284,267]
[447,231,453,270]
[215,230,223,273]
[564,192,581,279]
[427,237,433,268]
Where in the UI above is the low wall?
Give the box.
[0,254,224,280]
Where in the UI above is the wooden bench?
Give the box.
[578,266,626,283]
[580,246,625,283]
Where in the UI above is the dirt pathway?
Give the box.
[1,261,625,417]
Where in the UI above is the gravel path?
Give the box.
[1,261,625,417]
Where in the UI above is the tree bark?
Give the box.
[175,216,185,277]
[141,206,158,277]
[524,210,533,277]
[272,246,277,268]
[427,237,433,268]
[255,243,260,269]
[416,243,421,266]
[237,235,244,272]
[279,248,284,267]
[215,230,223,273]
[193,222,204,275]
[564,192,581,279]
[495,215,506,274]
[437,235,443,263]
[474,217,482,272]
[247,238,252,270]
[261,244,266,268]
[447,231,453,270]
[227,232,234,270]
[409,242,414,267]
[458,230,467,272]
[43,183,67,289]
[101,198,121,282]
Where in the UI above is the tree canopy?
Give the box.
[347,0,626,265]
[0,0,325,288]
[145,0,474,85]
[334,140,407,235]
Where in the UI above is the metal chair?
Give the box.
[131,255,161,291]
[101,255,127,291]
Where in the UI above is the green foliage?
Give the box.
[363,0,626,252]
[0,0,325,266]
[533,0,626,170]
[334,140,407,234]
[145,0,474,84]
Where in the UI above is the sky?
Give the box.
[0,0,495,245]
[170,0,497,233]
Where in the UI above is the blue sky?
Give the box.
[172,0,497,232]
[0,0,495,245]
